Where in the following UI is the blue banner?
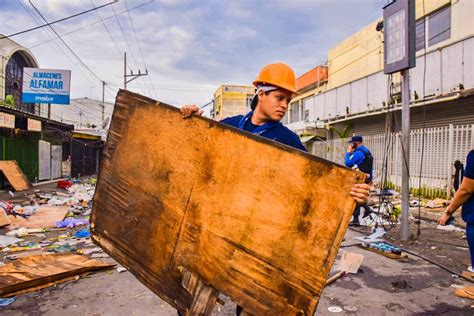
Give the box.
[22,93,70,105]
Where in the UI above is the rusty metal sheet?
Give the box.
[91,90,364,315]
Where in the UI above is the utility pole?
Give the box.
[382,0,415,241]
[101,81,105,122]
[400,69,410,241]
[123,52,148,90]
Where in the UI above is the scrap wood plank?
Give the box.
[0,160,32,191]
[91,89,365,316]
[0,254,114,296]
[454,285,474,300]
[7,206,69,230]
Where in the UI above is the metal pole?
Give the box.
[101,81,105,122]
[124,52,127,90]
[401,69,410,241]
[447,124,454,199]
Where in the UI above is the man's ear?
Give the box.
[257,89,265,103]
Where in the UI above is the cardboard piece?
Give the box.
[7,206,69,230]
[337,252,364,274]
[0,254,114,296]
[0,160,32,191]
[92,90,364,315]
[326,252,364,286]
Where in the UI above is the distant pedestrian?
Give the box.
[454,160,464,192]
[345,135,374,226]
[439,150,474,273]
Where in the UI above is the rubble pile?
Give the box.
[0,177,115,304]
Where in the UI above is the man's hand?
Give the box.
[438,212,451,225]
[180,104,203,118]
[350,183,370,205]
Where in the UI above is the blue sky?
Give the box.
[0,0,385,106]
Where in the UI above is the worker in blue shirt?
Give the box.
[181,63,370,316]
[439,150,474,273]
[345,135,374,226]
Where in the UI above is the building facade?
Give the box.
[285,0,474,196]
[0,36,104,184]
[213,85,255,121]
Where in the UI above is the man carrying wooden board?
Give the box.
[182,63,370,204]
[181,63,370,315]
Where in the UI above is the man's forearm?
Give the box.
[448,187,472,214]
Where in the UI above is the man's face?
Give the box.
[256,89,292,122]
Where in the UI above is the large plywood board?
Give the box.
[91,90,364,315]
[0,160,32,191]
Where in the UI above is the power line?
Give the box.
[29,0,105,83]
[124,0,159,99]
[26,0,118,102]
[1,0,117,39]
[27,1,152,50]
[109,1,153,98]
[19,0,98,87]
[89,0,151,98]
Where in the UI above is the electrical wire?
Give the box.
[109,1,152,98]
[399,247,473,283]
[28,0,118,102]
[124,0,159,99]
[1,0,117,39]
[27,1,151,50]
[18,0,98,87]
[349,228,473,283]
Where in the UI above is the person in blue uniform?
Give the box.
[344,135,374,226]
[439,150,474,273]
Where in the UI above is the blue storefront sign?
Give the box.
[22,68,71,105]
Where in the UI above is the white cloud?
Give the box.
[0,0,384,107]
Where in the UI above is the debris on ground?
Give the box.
[0,253,114,297]
[0,297,16,306]
[454,285,474,300]
[0,177,118,297]
[391,280,411,292]
[326,252,364,286]
[425,198,451,209]
[436,224,465,232]
[328,306,343,313]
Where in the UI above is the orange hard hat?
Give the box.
[252,63,298,94]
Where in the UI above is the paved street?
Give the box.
[2,223,473,316]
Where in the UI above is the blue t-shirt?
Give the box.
[220,114,307,152]
[462,150,474,223]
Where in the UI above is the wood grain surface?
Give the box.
[0,160,32,191]
[0,254,114,296]
[91,89,364,315]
